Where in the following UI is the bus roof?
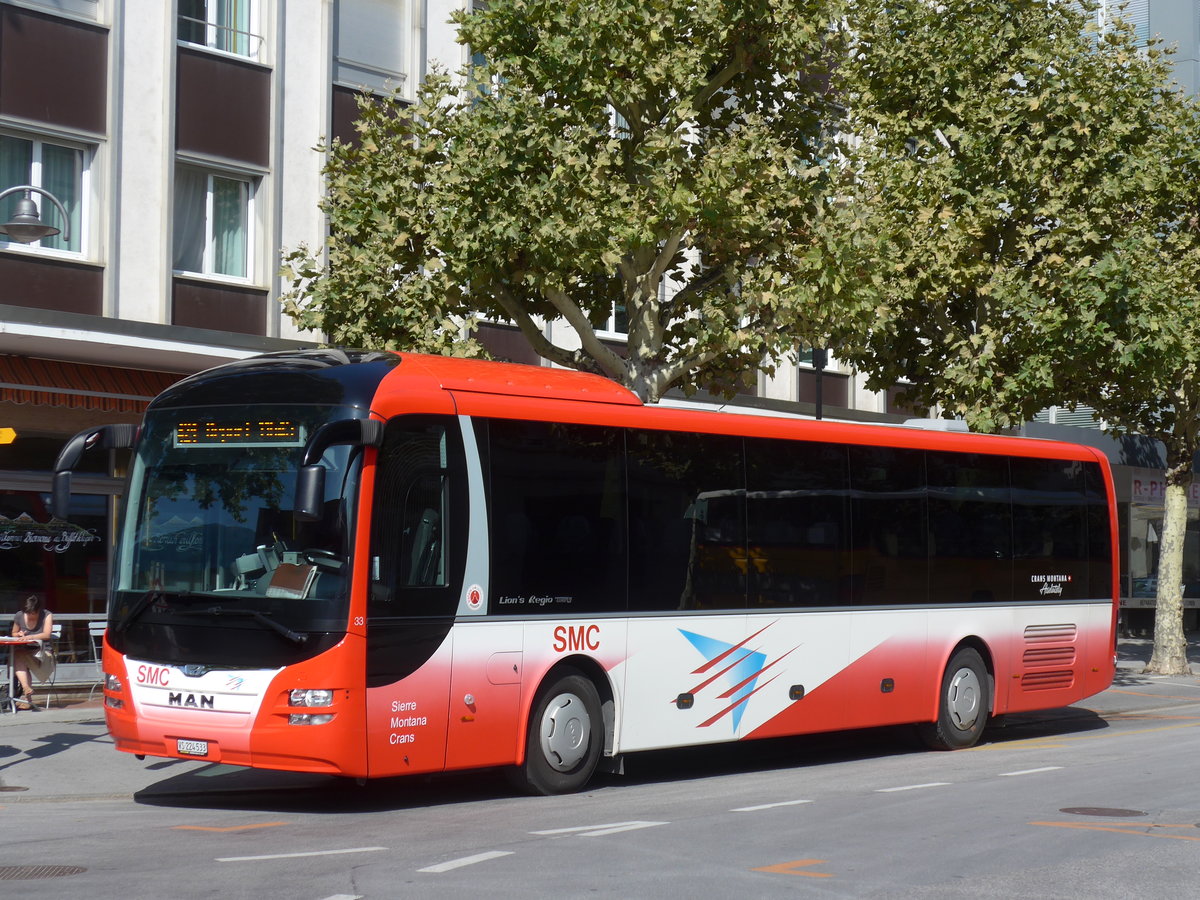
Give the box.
[381,353,1107,466]
[397,352,642,406]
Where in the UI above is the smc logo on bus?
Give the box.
[137,665,172,686]
[553,624,599,653]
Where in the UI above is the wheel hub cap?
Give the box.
[947,667,982,731]
[539,692,590,772]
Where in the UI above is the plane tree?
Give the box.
[283,0,854,401]
[1075,96,1200,674]
[822,0,1193,672]
[820,0,1176,432]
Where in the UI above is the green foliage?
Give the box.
[1080,96,1200,462]
[283,0,850,400]
[1076,93,1200,674]
[820,0,1178,432]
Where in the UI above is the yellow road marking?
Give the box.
[973,719,1200,752]
[1105,690,1200,701]
[1031,821,1200,843]
[174,822,288,833]
[752,859,834,877]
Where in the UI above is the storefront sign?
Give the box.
[0,513,101,553]
[1131,477,1200,508]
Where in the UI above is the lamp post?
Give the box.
[0,185,71,245]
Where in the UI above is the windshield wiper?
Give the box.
[114,589,210,633]
[176,607,308,645]
[114,590,162,634]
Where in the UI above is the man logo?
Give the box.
[168,692,215,709]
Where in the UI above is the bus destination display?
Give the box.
[174,420,306,448]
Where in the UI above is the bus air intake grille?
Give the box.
[1023,624,1077,643]
[1020,670,1075,691]
[1022,646,1077,667]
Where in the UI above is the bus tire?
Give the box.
[919,647,989,751]
[518,669,602,795]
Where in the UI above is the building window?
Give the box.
[1032,405,1102,429]
[0,133,86,254]
[173,165,253,280]
[178,0,260,59]
[335,0,410,95]
[17,0,101,20]
[599,301,628,337]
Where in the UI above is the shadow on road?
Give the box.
[0,726,112,778]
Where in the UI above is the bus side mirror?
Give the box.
[293,418,384,522]
[52,424,137,519]
[294,465,327,522]
[51,470,74,520]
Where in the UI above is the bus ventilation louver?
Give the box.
[1022,647,1077,667]
[1022,624,1078,643]
[1020,623,1078,691]
[1019,670,1075,691]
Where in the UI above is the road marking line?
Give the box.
[418,851,514,873]
[320,895,364,900]
[752,859,833,878]
[531,821,667,838]
[175,822,288,832]
[998,767,1063,777]
[217,847,387,862]
[875,782,951,793]
[1031,821,1200,843]
[732,800,813,812]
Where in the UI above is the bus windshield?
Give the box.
[109,403,363,661]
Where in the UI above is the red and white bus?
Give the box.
[54,350,1117,793]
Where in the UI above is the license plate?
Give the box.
[177,739,208,757]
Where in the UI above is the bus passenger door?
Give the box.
[446,622,524,769]
[364,624,454,777]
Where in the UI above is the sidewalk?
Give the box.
[1,689,105,725]
[1115,634,1200,678]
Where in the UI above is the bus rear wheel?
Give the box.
[517,669,602,795]
[919,648,989,750]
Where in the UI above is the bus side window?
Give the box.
[745,437,850,608]
[1011,458,1089,599]
[926,451,1012,605]
[627,429,747,611]
[369,416,463,618]
[847,446,928,606]
[486,419,627,614]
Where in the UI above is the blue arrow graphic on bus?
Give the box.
[678,627,770,731]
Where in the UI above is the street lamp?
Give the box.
[0,185,71,245]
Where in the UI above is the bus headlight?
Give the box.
[289,689,334,707]
[289,713,334,725]
[104,673,125,709]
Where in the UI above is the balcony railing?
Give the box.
[178,14,263,60]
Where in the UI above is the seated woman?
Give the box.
[11,595,53,711]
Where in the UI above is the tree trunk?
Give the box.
[1144,464,1193,675]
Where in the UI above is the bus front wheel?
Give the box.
[919,647,989,751]
[517,669,602,795]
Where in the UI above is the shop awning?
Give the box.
[0,356,182,413]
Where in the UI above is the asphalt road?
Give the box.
[2,642,1199,899]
